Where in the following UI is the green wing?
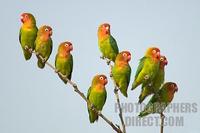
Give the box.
[87,87,92,99]
[68,55,73,80]
[109,35,119,54]
[135,57,146,79]
[19,28,22,44]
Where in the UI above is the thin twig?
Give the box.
[101,57,126,133]
[24,46,122,133]
[160,113,165,133]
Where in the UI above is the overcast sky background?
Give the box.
[0,0,200,133]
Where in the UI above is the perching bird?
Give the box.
[19,13,38,60]
[131,47,161,90]
[139,82,178,117]
[139,56,168,103]
[97,23,119,62]
[112,51,132,97]
[35,25,53,69]
[87,75,107,123]
[55,41,73,84]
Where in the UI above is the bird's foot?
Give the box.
[106,60,111,65]
[100,56,105,60]
[114,87,119,93]
[42,57,47,63]
[55,69,59,73]
[97,111,102,115]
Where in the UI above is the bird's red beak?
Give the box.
[156,52,160,59]
[175,86,178,92]
[20,15,24,23]
[127,55,131,62]
[104,78,108,85]
[165,60,168,65]
[70,44,73,51]
[49,30,52,36]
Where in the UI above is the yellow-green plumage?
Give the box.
[87,75,107,123]
[112,51,131,97]
[55,42,73,84]
[132,47,161,90]
[139,82,178,117]
[98,23,119,62]
[19,13,38,60]
[138,56,168,103]
[35,25,53,69]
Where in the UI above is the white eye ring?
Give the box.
[160,58,164,61]
[123,53,127,57]
[65,44,69,47]
[152,50,156,54]
[99,76,104,80]
[106,26,109,30]
[45,28,48,32]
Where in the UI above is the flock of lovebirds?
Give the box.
[19,13,178,123]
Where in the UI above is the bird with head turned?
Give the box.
[55,41,73,84]
[138,55,168,103]
[112,51,132,97]
[97,23,119,63]
[35,25,53,69]
[19,13,38,60]
[132,47,161,90]
[139,82,178,117]
[87,74,108,123]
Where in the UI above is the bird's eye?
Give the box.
[160,58,164,61]
[123,53,127,57]
[99,76,104,80]
[45,28,49,32]
[65,43,69,47]
[25,15,28,18]
[152,50,156,54]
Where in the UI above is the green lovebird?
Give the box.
[139,82,178,117]
[139,56,168,103]
[87,74,107,123]
[35,25,53,69]
[19,13,38,60]
[97,23,119,62]
[55,41,73,84]
[112,51,132,97]
[131,47,161,90]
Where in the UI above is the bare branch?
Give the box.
[24,46,122,133]
[160,113,165,133]
[101,57,126,133]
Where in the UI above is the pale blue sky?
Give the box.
[0,0,200,133]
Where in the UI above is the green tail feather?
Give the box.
[120,88,128,97]
[58,73,68,84]
[132,81,138,90]
[37,59,45,69]
[89,109,98,123]
[138,111,150,117]
[138,94,146,104]
[23,49,32,60]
